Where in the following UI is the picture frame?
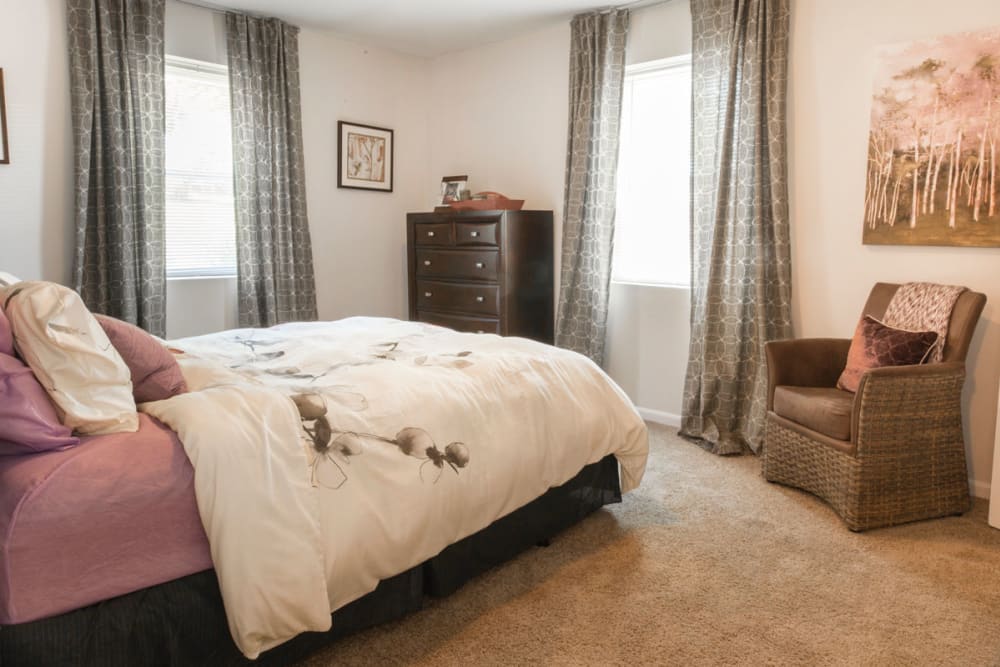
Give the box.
[440,175,468,204]
[337,121,393,192]
[862,27,1000,247]
[0,69,9,165]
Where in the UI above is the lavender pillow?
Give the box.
[94,314,187,403]
[0,353,79,455]
[0,306,12,356]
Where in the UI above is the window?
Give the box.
[165,56,237,278]
[612,55,692,287]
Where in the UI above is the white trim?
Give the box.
[971,479,991,502]
[625,54,691,76]
[167,274,236,282]
[611,279,691,290]
[166,54,228,76]
[637,407,681,428]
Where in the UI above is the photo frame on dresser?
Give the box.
[440,175,468,204]
[337,121,393,192]
[0,69,9,165]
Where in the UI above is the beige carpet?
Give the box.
[301,423,1000,666]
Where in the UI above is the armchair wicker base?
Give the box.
[764,397,970,532]
[762,283,985,532]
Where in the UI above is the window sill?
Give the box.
[167,275,237,282]
[611,280,690,290]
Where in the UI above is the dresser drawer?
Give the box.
[417,310,501,335]
[414,222,453,246]
[416,280,500,316]
[455,221,499,246]
[415,249,499,280]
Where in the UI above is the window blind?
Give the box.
[165,56,237,279]
[613,56,692,287]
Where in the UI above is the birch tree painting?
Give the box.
[864,27,1000,247]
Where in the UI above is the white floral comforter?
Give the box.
[141,317,648,658]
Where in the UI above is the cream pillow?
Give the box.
[3,281,138,435]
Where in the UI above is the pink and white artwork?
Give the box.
[864,27,1000,247]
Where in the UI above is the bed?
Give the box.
[0,312,648,665]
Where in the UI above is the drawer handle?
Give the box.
[424,260,432,266]
[427,231,435,237]
[470,231,480,237]
[424,291,433,298]
[475,262,485,269]
[475,296,485,303]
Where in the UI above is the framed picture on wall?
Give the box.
[337,121,393,192]
[862,26,1000,247]
[0,69,9,165]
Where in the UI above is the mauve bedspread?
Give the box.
[0,414,211,624]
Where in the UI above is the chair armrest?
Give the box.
[853,362,966,457]
[765,338,852,410]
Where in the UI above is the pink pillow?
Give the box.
[837,315,939,393]
[94,315,187,403]
[0,353,79,455]
[0,306,12,356]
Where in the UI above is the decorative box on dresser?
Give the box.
[406,210,554,343]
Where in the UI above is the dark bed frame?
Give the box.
[0,456,621,666]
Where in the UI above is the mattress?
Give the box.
[0,414,212,624]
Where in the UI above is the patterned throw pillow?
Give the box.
[836,315,939,393]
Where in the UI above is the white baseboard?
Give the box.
[637,407,681,428]
[971,479,991,501]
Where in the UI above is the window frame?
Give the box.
[612,54,692,290]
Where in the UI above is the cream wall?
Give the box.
[0,0,73,286]
[3,0,998,498]
[0,0,431,339]
[605,0,693,425]
[298,29,430,323]
[427,22,571,228]
[427,1,693,424]
[428,0,1000,497]
[788,0,1000,497]
[164,1,432,336]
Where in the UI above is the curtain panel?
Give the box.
[226,13,318,328]
[554,9,630,366]
[680,0,793,454]
[66,0,167,336]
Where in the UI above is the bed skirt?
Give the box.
[0,455,621,667]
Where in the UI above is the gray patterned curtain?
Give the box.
[679,0,792,455]
[226,13,318,328]
[554,9,629,366]
[66,0,166,336]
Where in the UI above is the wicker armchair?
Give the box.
[762,283,986,531]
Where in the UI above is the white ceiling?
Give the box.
[193,0,621,57]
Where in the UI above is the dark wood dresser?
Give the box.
[406,209,554,343]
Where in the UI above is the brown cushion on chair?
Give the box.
[836,315,938,393]
[772,386,854,441]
